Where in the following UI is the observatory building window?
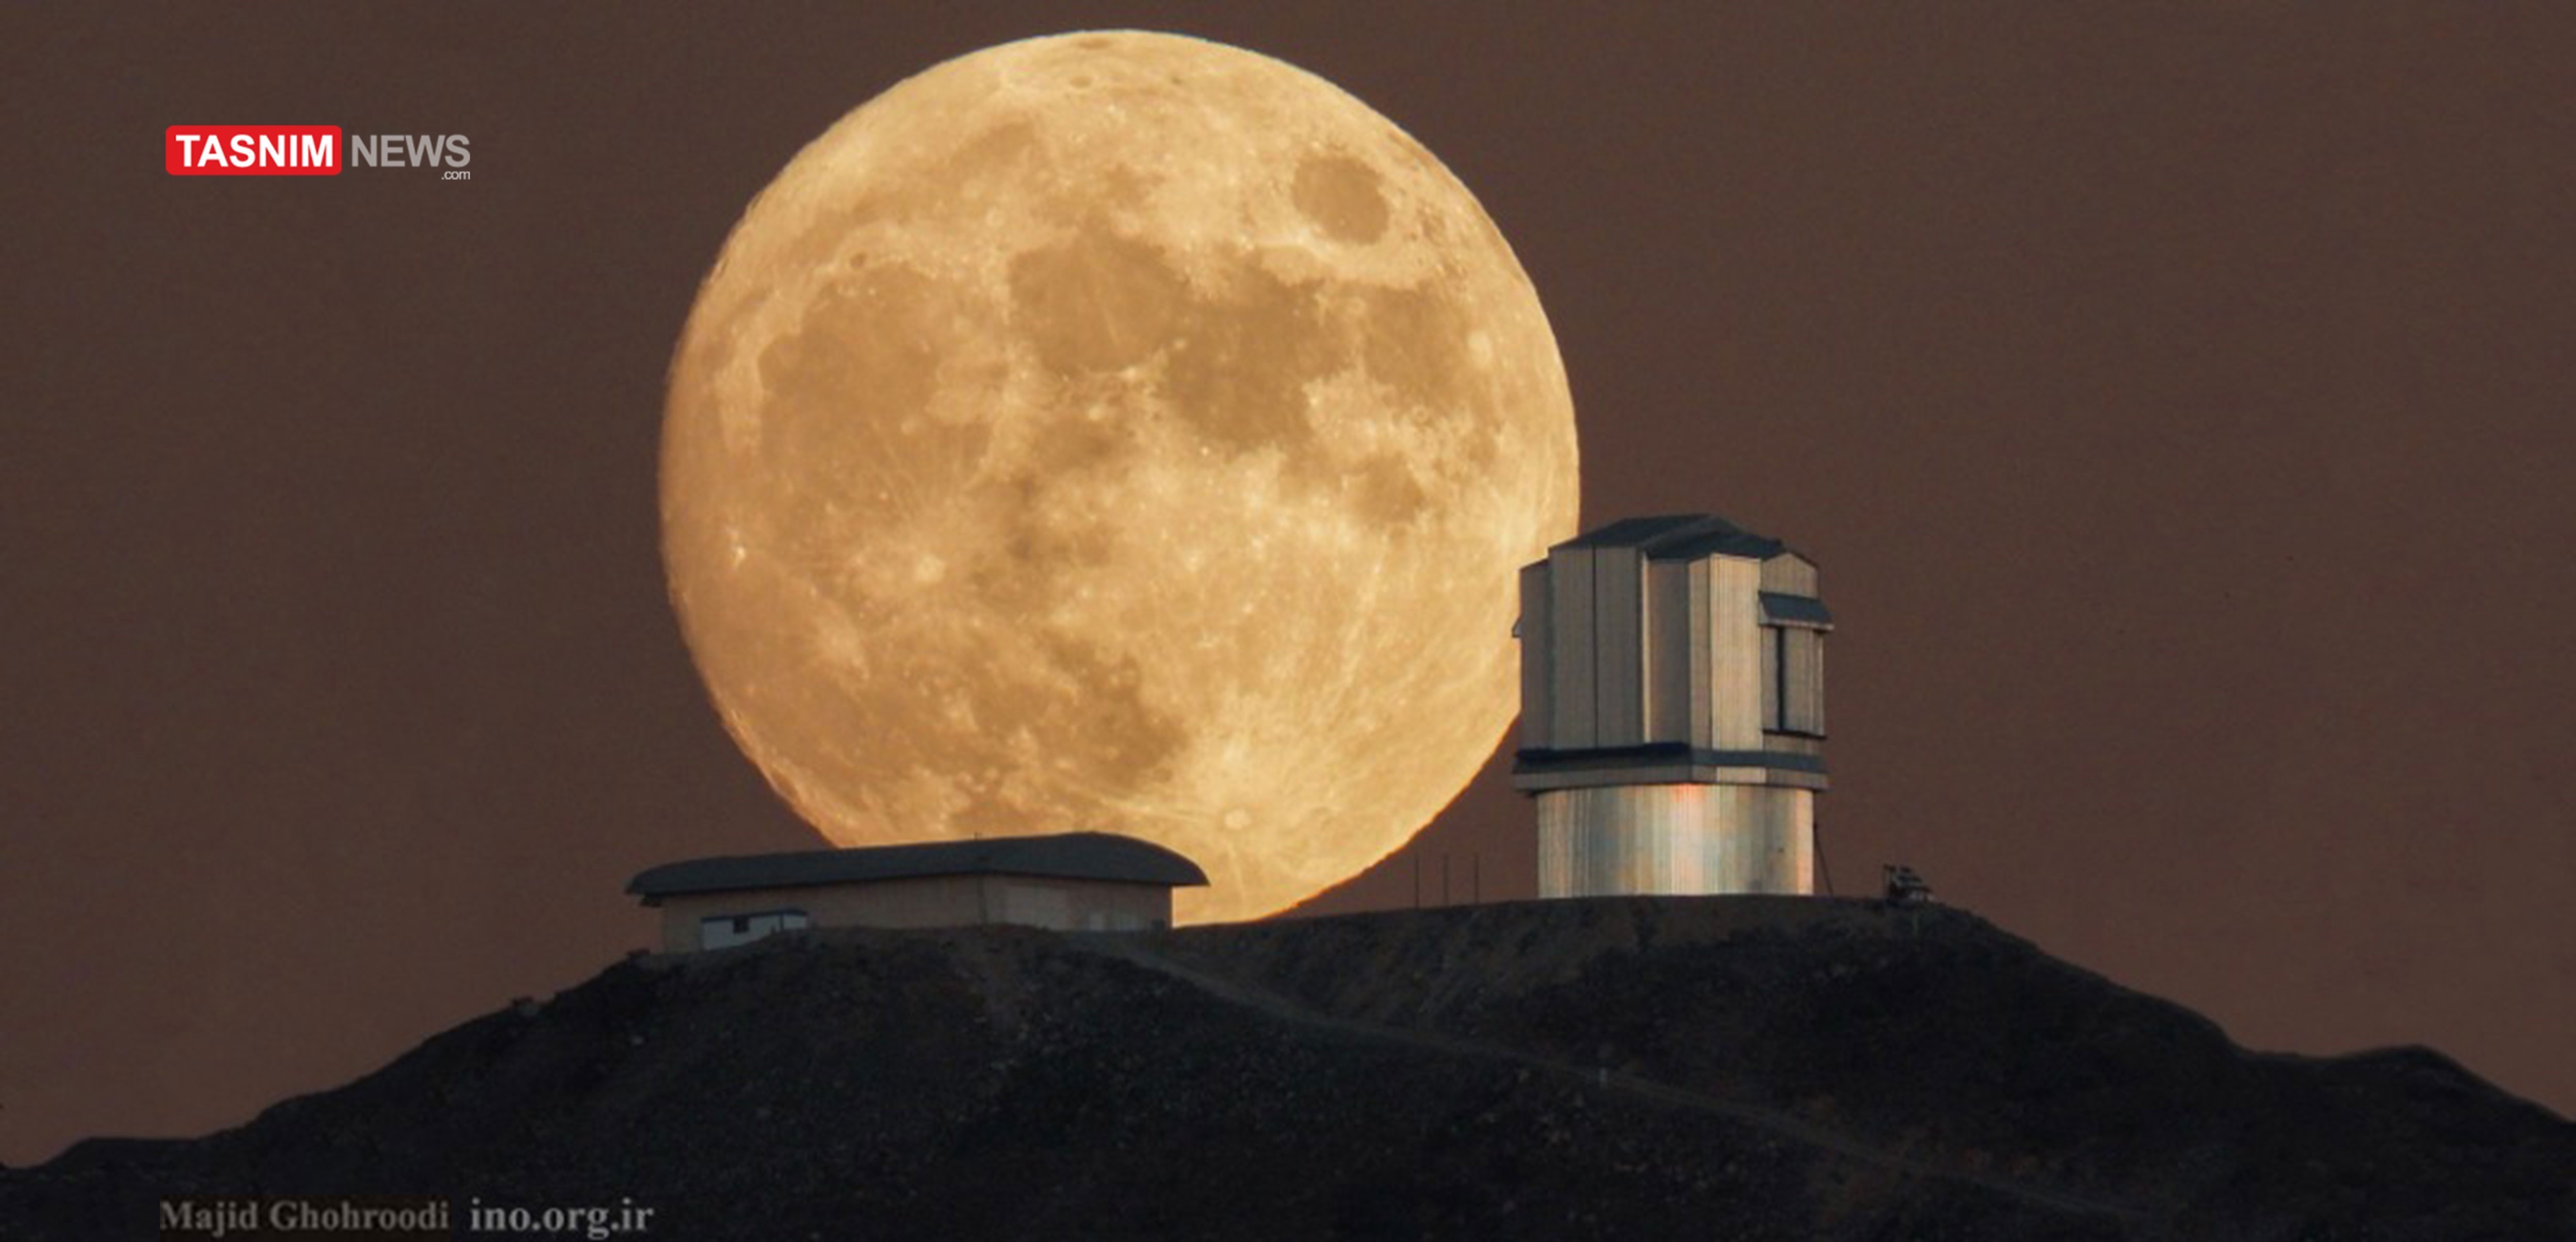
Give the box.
[698,908,811,950]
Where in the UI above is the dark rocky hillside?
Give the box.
[6,897,2569,1240]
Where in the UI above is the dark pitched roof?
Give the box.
[1560,513,1730,550]
[626,831,1209,900]
[1758,592,1834,628]
[1554,513,1791,562]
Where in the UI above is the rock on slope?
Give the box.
[5,897,2569,1240]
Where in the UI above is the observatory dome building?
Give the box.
[1513,515,1830,896]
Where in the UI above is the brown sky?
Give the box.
[3,4,2571,1165]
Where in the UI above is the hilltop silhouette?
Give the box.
[6,897,2568,1240]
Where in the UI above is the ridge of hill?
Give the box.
[6,897,2568,1240]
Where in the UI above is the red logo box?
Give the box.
[167,126,343,175]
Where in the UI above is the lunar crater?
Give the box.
[1291,152,1390,243]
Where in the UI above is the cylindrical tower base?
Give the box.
[1535,783,1813,897]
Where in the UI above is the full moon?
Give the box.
[662,31,1579,922]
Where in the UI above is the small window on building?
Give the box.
[701,908,810,951]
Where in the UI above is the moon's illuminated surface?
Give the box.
[662,31,1579,922]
